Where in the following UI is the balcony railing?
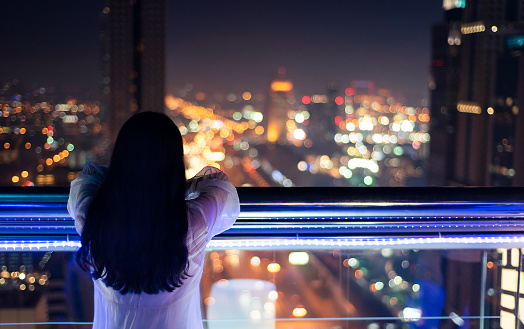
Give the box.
[0,186,523,251]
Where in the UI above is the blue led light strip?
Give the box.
[207,235,524,250]
[2,235,524,251]
[0,240,81,251]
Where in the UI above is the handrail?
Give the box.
[0,187,523,250]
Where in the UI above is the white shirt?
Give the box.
[68,164,240,329]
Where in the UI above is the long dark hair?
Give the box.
[76,112,190,294]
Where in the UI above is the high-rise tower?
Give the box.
[429,0,524,186]
[266,69,294,144]
[102,0,166,139]
[427,2,463,185]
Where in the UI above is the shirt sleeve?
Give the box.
[67,163,108,235]
[185,166,240,242]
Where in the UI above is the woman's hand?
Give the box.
[185,166,230,200]
[79,162,108,177]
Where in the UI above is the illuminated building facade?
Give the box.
[307,83,342,143]
[266,72,293,144]
[429,0,524,186]
[490,35,524,186]
[104,0,166,138]
[428,4,463,185]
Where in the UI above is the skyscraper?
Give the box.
[429,0,524,186]
[428,3,463,186]
[306,83,344,144]
[490,34,524,186]
[266,69,294,144]
[102,0,166,139]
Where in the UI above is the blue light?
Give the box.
[0,240,81,251]
[455,0,465,8]
[207,235,524,250]
[271,170,284,182]
[507,35,524,49]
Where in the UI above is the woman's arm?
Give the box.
[185,166,226,199]
[186,166,240,240]
[67,163,108,234]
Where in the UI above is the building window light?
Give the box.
[507,36,524,49]
[461,22,486,35]
[457,102,482,114]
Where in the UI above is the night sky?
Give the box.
[2,0,104,97]
[3,0,444,104]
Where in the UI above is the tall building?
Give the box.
[306,83,344,143]
[491,34,524,186]
[428,4,463,186]
[266,69,294,144]
[429,0,524,186]
[102,0,166,139]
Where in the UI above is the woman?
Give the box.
[68,112,240,328]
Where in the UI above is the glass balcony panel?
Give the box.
[0,248,520,328]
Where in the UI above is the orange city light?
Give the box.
[270,80,293,92]
[292,306,307,317]
[267,263,281,273]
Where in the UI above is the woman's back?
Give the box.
[75,112,192,295]
[68,112,240,328]
[68,112,240,329]
[69,165,239,329]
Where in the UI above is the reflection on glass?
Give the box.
[0,248,521,328]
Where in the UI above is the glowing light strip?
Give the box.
[238,202,524,219]
[239,211,524,219]
[3,221,524,232]
[241,201,524,207]
[2,201,524,219]
[6,200,524,208]
[2,223,524,241]
[3,235,524,251]
[233,222,524,230]
[206,235,524,250]
[0,322,93,326]
[0,240,81,251]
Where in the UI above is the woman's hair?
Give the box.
[76,112,190,294]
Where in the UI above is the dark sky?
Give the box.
[2,0,104,96]
[3,0,444,104]
[168,0,443,103]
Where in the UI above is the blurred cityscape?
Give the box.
[0,75,430,188]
